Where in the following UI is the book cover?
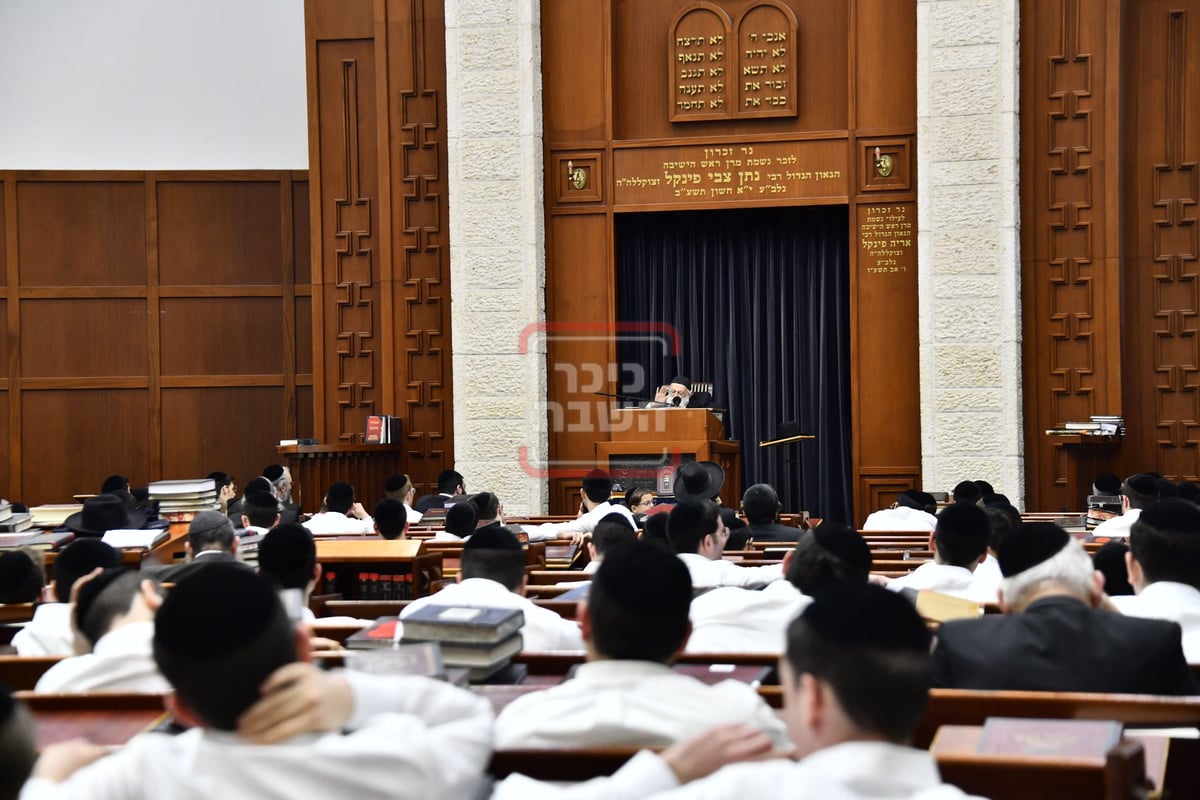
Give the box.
[426,633,523,668]
[20,530,75,551]
[101,529,168,550]
[978,717,1123,759]
[343,642,445,677]
[345,616,403,650]
[149,479,217,497]
[915,590,983,623]
[400,605,524,644]
[364,415,384,444]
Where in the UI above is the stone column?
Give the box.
[444,0,547,514]
[916,0,1023,504]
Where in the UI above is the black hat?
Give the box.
[444,502,478,537]
[670,375,691,387]
[811,523,873,574]
[64,494,146,537]
[802,581,930,651]
[998,522,1070,577]
[244,490,279,512]
[464,525,522,552]
[896,489,937,512]
[673,460,725,501]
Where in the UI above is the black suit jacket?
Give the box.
[746,521,802,543]
[686,392,713,409]
[413,493,453,514]
[933,595,1198,695]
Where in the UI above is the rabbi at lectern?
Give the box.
[646,375,713,409]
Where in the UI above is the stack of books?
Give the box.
[149,479,219,523]
[348,605,525,682]
[0,512,32,533]
[1046,415,1126,436]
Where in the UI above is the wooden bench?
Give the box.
[0,655,64,690]
[16,691,170,747]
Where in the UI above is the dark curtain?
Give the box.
[615,206,852,521]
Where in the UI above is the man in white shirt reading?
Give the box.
[23,563,493,800]
[301,481,375,535]
[495,540,787,748]
[669,500,782,589]
[493,582,984,800]
[1112,498,1200,662]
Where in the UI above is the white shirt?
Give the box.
[400,577,584,652]
[886,562,976,596]
[966,553,1001,604]
[34,621,170,694]
[677,553,784,589]
[494,660,788,749]
[492,740,983,800]
[20,671,493,800]
[1090,508,1141,538]
[12,603,74,656]
[1112,581,1200,663]
[527,502,637,542]
[862,506,937,532]
[686,581,810,653]
[404,503,423,524]
[302,511,375,536]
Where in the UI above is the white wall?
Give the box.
[0,0,307,169]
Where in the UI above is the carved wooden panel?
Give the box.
[1123,4,1200,481]
[670,3,733,121]
[1020,0,1121,510]
[305,0,454,493]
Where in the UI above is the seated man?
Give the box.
[740,484,799,543]
[372,498,408,540]
[966,502,1021,603]
[886,502,990,597]
[23,563,493,798]
[1091,472,1160,539]
[400,526,584,651]
[431,502,477,542]
[237,490,281,536]
[952,480,982,505]
[302,482,375,535]
[932,522,1197,693]
[0,549,43,605]
[647,375,712,409]
[669,500,782,589]
[13,539,121,656]
[528,469,636,542]
[1112,498,1200,662]
[413,469,466,514]
[554,513,639,590]
[687,523,872,653]
[35,569,170,693]
[469,492,504,531]
[384,474,422,525]
[145,511,247,584]
[862,489,938,532]
[262,465,301,523]
[494,582,983,799]
[494,541,787,748]
[0,683,36,800]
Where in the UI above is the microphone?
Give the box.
[671,395,682,407]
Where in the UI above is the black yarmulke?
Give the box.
[258,524,315,575]
[953,480,982,503]
[998,522,1070,577]
[1138,497,1200,532]
[73,568,129,635]
[244,490,279,511]
[244,477,273,496]
[811,523,873,573]
[155,563,280,657]
[1126,473,1160,497]
[593,539,690,613]
[444,502,478,537]
[384,474,408,493]
[262,464,285,482]
[326,482,355,503]
[670,375,691,387]
[896,489,936,511]
[464,524,521,552]
[802,582,930,651]
[1093,472,1122,494]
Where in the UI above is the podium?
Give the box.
[278,443,405,513]
[596,409,741,502]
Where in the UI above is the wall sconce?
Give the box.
[566,160,588,190]
[874,147,894,178]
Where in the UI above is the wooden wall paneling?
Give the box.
[852,0,916,132]
[1121,2,1200,481]
[145,175,163,482]
[16,180,147,287]
[158,297,285,376]
[291,178,313,439]
[612,0,848,141]
[381,0,453,494]
[540,0,610,142]
[0,179,6,288]
[0,392,11,498]
[20,299,150,379]
[157,181,283,286]
[21,390,151,503]
[1020,0,1122,510]
[3,179,15,499]
[160,387,288,487]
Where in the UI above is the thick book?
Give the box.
[364,415,385,444]
[431,633,524,669]
[400,605,524,645]
[28,504,83,528]
[0,513,33,533]
[149,478,217,497]
[0,502,13,523]
[0,531,36,548]
[343,642,445,677]
[101,529,168,550]
[345,616,403,650]
[20,530,75,551]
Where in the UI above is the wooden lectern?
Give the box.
[597,409,741,502]
[277,443,405,514]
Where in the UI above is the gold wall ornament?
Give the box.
[874,146,894,178]
[567,160,588,190]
